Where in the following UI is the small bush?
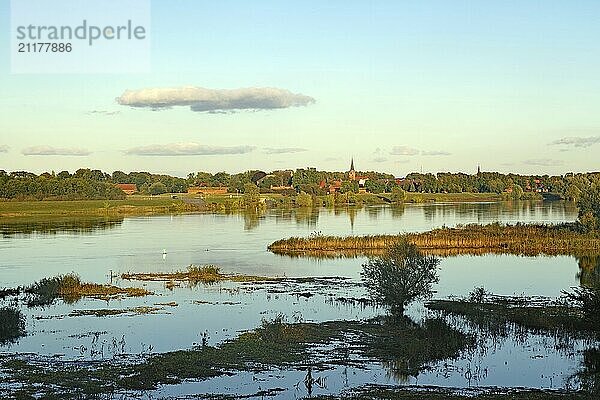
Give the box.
[0,307,26,344]
[361,239,440,315]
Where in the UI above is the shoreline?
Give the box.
[0,193,562,219]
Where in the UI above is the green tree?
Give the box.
[340,181,358,194]
[511,184,524,200]
[241,183,260,209]
[149,182,167,195]
[566,184,583,202]
[577,185,600,233]
[296,191,313,208]
[390,186,406,204]
[365,179,385,194]
[361,240,440,315]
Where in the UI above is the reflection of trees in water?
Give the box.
[0,217,123,237]
[577,255,600,287]
[242,210,263,231]
[382,359,411,383]
[421,203,502,224]
[372,316,473,383]
[419,201,576,224]
[294,208,319,228]
[575,348,600,394]
[367,206,382,221]
[390,204,405,219]
[577,255,600,289]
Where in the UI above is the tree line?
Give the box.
[1,168,599,203]
[0,169,188,200]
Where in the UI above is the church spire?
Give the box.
[349,157,356,181]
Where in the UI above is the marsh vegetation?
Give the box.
[269,223,600,257]
[1,203,597,398]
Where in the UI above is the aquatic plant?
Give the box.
[269,222,600,257]
[0,307,26,345]
[361,240,440,315]
[562,286,600,323]
[427,293,599,337]
[25,273,151,306]
[122,264,278,285]
[574,347,600,395]
[0,315,473,398]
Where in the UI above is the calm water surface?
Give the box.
[1,201,593,398]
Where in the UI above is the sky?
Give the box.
[1,0,599,177]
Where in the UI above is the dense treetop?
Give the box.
[0,167,598,201]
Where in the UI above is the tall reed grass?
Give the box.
[268,223,600,257]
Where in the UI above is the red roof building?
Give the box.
[115,183,138,195]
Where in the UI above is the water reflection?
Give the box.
[0,217,123,237]
[575,347,600,394]
[294,207,319,228]
[250,201,575,231]
[577,256,600,288]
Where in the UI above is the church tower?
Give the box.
[349,158,356,181]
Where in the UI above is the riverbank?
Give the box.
[268,223,600,257]
[0,196,205,218]
[0,192,512,218]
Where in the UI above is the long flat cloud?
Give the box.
[0,145,9,153]
[116,86,315,113]
[22,146,91,156]
[125,142,255,156]
[389,146,451,157]
[390,146,420,156]
[523,158,564,167]
[263,147,307,154]
[421,150,451,156]
[549,136,600,148]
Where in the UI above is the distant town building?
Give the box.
[115,183,137,195]
[348,158,369,189]
[328,180,342,194]
[348,158,356,181]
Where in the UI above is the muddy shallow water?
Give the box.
[2,201,594,398]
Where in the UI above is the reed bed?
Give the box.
[25,273,151,306]
[121,265,278,284]
[268,223,600,257]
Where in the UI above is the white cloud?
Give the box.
[421,150,451,156]
[125,142,255,156]
[549,136,600,148]
[22,146,91,156]
[0,145,9,153]
[523,158,564,167]
[372,156,388,163]
[116,86,315,113]
[263,147,307,154]
[390,146,420,156]
[87,110,121,116]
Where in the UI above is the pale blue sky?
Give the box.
[1,0,599,176]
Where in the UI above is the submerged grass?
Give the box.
[268,223,600,257]
[0,315,472,398]
[311,386,592,399]
[24,273,151,306]
[426,294,599,338]
[121,264,279,285]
